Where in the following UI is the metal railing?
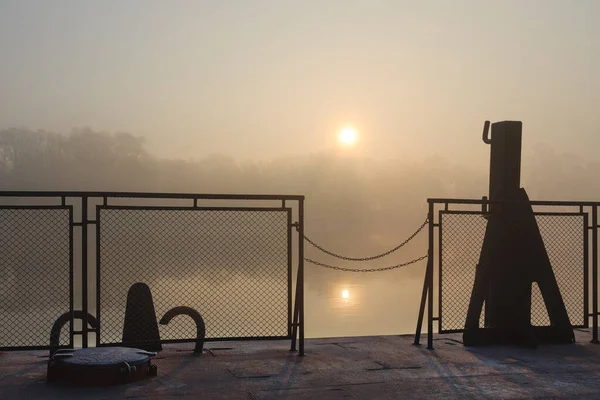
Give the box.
[0,191,305,355]
[415,198,600,349]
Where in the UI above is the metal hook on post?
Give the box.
[482,120,491,144]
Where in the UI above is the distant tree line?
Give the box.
[0,127,155,191]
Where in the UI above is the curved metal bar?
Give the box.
[482,120,492,144]
[159,306,205,354]
[50,311,98,356]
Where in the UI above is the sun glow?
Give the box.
[338,127,357,146]
[342,289,350,300]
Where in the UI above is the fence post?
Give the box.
[291,288,299,351]
[414,259,429,345]
[584,211,590,329]
[414,201,434,346]
[298,197,305,356]
[287,207,293,339]
[82,196,89,348]
[96,201,102,347]
[427,201,434,349]
[593,206,598,343]
[68,205,75,349]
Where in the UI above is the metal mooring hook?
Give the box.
[482,120,491,144]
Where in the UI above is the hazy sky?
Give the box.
[1,0,598,165]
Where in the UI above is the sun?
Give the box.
[338,127,357,146]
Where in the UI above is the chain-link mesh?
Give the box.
[532,214,585,326]
[0,208,71,348]
[99,208,289,345]
[439,213,487,332]
[439,212,585,332]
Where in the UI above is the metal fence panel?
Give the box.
[439,212,586,333]
[0,207,71,349]
[98,207,290,345]
[532,213,586,327]
[439,212,487,332]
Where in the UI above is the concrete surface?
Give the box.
[2,329,600,399]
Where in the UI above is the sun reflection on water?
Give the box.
[328,283,361,315]
[342,289,349,301]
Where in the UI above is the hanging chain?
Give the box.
[304,254,428,272]
[303,216,428,261]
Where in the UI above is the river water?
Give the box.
[304,268,425,338]
[0,267,427,348]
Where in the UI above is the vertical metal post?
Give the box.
[69,206,74,348]
[592,206,598,343]
[291,284,299,351]
[414,258,430,345]
[96,204,102,347]
[82,196,88,348]
[437,210,443,332]
[414,202,434,346]
[584,212,589,328]
[298,197,305,356]
[287,208,292,337]
[427,201,434,349]
[290,200,302,352]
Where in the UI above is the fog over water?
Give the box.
[1,128,599,342]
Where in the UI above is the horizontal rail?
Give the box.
[99,336,291,346]
[429,198,600,207]
[439,210,586,216]
[98,205,291,212]
[0,345,71,352]
[0,191,304,201]
[0,205,71,210]
[440,323,588,335]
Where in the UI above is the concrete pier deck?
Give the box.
[2,329,600,399]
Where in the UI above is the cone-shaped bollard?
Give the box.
[122,283,162,352]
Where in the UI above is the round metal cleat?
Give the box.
[47,347,158,386]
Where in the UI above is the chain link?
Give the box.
[304,254,428,272]
[304,216,428,261]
